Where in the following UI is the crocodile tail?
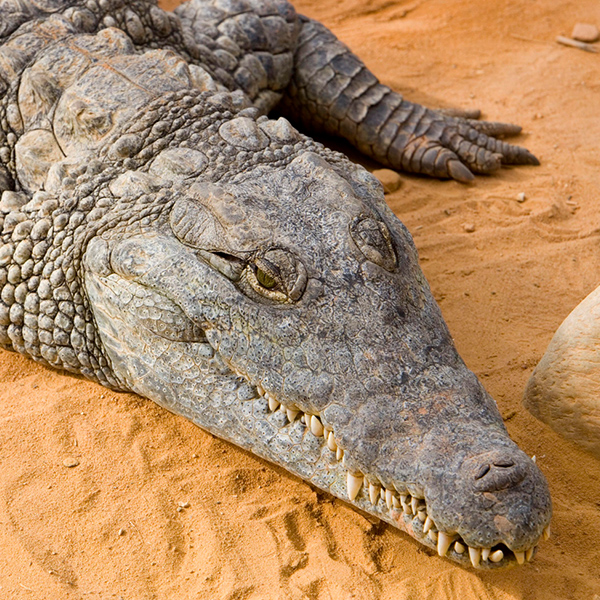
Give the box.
[280,16,538,182]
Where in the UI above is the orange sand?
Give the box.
[1,1,599,598]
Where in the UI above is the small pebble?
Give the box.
[62,457,80,468]
[118,528,126,536]
[571,23,600,43]
[463,223,476,233]
[517,192,527,202]
[179,501,190,508]
[372,168,402,194]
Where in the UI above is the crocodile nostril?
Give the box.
[464,450,528,492]
[474,464,491,480]
[472,460,526,492]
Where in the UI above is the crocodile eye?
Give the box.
[246,261,287,301]
[256,267,277,289]
[244,249,307,303]
[350,216,397,272]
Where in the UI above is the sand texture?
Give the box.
[1,0,600,598]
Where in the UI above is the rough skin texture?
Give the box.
[0,0,550,569]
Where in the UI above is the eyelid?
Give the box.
[197,249,245,281]
[286,259,307,301]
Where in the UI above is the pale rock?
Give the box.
[372,168,402,194]
[524,284,600,459]
[571,23,600,43]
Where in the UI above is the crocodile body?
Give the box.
[0,0,550,569]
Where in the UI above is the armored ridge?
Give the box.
[0,0,550,569]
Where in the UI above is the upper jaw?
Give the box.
[241,368,552,569]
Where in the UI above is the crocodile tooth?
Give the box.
[526,547,535,561]
[347,472,363,501]
[268,396,280,411]
[437,532,453,557]
[300,414,306,424]
[428,530,438,543]
[286,407,299,422]
[481,548,491,561]
[368,483,380,504]
[417,510,426,522]
[326,431,337,451]
[468,547,481,568]
[543,525,551,541]
[514,551,525,565]
[454,541,465,554]
[336,447,344,461]
[404,497,413,515]
[256,383,265,396]
[392,495,401,509]
[310,415,324,437]
[489,549,504,563]
[411,497,419,515]
[385,488,394,510]
[423,516,434,534]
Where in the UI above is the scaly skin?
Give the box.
[0,0,550,568]
[279,16,539,181]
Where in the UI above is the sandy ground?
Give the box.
[1,0,599,598]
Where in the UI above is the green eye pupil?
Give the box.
[256,268,276,289]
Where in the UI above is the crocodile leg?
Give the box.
[173,0,300,113]
[279,16,539,182]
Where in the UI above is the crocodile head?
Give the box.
[81,122,551,569]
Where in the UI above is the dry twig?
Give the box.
[556,35,599,53]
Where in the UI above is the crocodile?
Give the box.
[0,0,550,569]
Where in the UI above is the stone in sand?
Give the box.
[571,23,600,44]
[372,169,402,194]
[524,285,600,459]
